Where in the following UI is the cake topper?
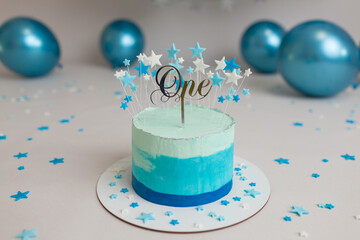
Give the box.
[114,42,252,124]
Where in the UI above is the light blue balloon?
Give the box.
[278,20,359,97]
[0,17,61,77]
[241,21,285,73]
[100,20,144,68]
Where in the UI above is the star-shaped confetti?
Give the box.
[0,135,6,140]
[13,152,28,159]
[169,60,183,70]
[299,231,308,238]
[242,88,250,95]
[275,158,289,164]
[218,96,225,103]
[249,182,256,187]
[124,95,132,103]
[210,72,225,88]
[221,200,230,206]
[224,57,240,72]
[18,166,25,170]
[312,173,320,178]
[187,66,194,74]
[120,102,128,110]
[49,158,64,165]
[108,182,116,187]
[109,194,118,199]
[190,42,206,58]
[341,154,355,160]
[209,212,217,217]
[217,216,225,221]
[165,211,173,217]
[244,189,261,198]
[130,85,138,92]
[16,228,37,240]
[232,94,240,102]
[229,87,236,94]
[123,59,130,66]
[290,206,310,216]
[130,202,139,208]
[193,58,209,74]
[120,188,129,193]
[38,126,49,131]
[283,216,292,222]
[293,122,304,127]
[233,196,241,201]
[325,203,334,210]
[136,212,155,223]
[11,191,29,201]
[114,174,122,179]
[196,206,204,211]
[134,61,150,77]
[167,43,180,60]
[170,219,179,226]
[120,72,136,88]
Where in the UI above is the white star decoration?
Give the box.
[299,231,308,238]
[193,58,209,74]
[355,215,360,220]
[120,209,129,215]
[240,203,249,209]
[178,57,184,64]
[215,56,226,71]
[143,75,150,81]
[194,223,203,229]
[114,70,126,79]
[244,68,252,77]
[207,70,214,78]
[225,71,243,85]
[136,53,146,62]
[147,50,162,68]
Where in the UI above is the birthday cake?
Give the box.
[132,105,235,207]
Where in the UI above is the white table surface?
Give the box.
[0,63,359,239]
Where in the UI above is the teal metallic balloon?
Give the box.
[100,19,144,68]
[0,17,61,77]
[241,21,285,73]
[278,20,359,97]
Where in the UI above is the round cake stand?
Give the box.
[96,156,270,233]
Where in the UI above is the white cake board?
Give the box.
[96,156,270,233]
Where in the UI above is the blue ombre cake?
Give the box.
[132,105,234,207]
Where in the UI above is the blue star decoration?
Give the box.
[210,72,225,88]
[120,102,128,110]
[187,66,194,74]
[234,167,241,171]
[165,211,173,217]
[225,94,231,100]
[16,228,37,240]
[240,176,247,181]
[217,216,225,222]
[170,219,179,226]
[109,194,118,199]
[232,95,240,103]
[13,152,28,159]
[18,166,25,171]
[134,61,150,77]
[151,69,157,77]
[312,173,320,178]
[124,95,132,103]
[130,202,139,208]
[114,174,122,179]
[317,203,325,208]
[325,203,335,210]
[0,135,6,140]
[108,182,116,187]
[242,88,250,96]
[229,87,236,94]
[169,60,183,70]
[130,85,138,92]
[196,206,204,211]
[167,43,180,60]
[293,122,304,127]
[209,212,217,218]
[322,159,329,163]
[11,191,29,201]
[49,158,64,165]
[59,119,70,124]
[275,158,289,164]
[120,72,136,88]
[37,126,49,131]
[249,182,256,187]
[341,154,355,160]
[190,42,206,58]
[221,200,230,206]
[218,96,225,103]
[224,57,240,72]
[283,216,292,222]
[233,196,241,201]
[290,206,310,216]
[120,188,129,193]
[123,59,130,66]
[244,189,261,198]
[136,212,155,224]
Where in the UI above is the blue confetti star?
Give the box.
[218,96,225,103]
[325,203,334,210]
[236,68,242,75]
[123,59,130,66]
[108,182,116,187]
[275,158,289,164]
[167,43,180,60]
[18,166,25,170]
[242,88,250,96]
[221,200,230,206]
[134,61,150,77]
[312,173,320,178]
[249,182,256,187]
[0,135,6,141]
[322,159,329,163]
[233,196,241,201]
[244,189,261,198]
[232,95,240,103]
[59,119,70,124]
[120,102,128,110]
[217,216,225,221]
[114,91,122,96]
[114,174,122,179]
[341,154,355,160]
[109,194,118,199]
[318,203,325,208]
[37,126,49,131]
[130,202,139,208]
[196,206,204,211]
[165,211,173,217]
[223,57,240,72]
[240,176,247,181]
[170,219,179,226]
[120,188,129,193]
[11,191,29,201]
[187,66,194,74]
[229,87,236,94]
[124,95,132,103]
[16,228,37,240]
[152,69,157,77]
[236,172,242,176]
[169,60,183,71]
[136,212,155,223]
[211,72,225,88]
[283,216,292,222]
[234,167,241,171]
[27,138,33,141]
[78,128,84,132]
[190,42,206,58]
[346,119,356,124]
[13,152,28,159]
[130,85,138,92]
[120,72,136,88]
[209,212,217,218]
[49,158,64,165]
[293,122,303,127]
[225,94,231,100]
[290,206,310,216]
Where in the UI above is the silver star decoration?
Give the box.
[244,68,252,77]
[215,56,226,71]
[193,58,209,74]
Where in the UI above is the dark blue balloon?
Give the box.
[100,20,144,68]
[0,17,61,77]
[241,21,285,73]
[278,20,359,97]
